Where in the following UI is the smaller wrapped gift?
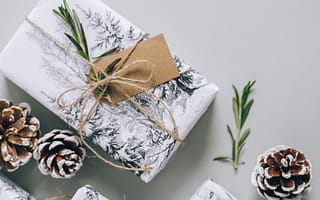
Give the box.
[71,185,109,200]
[190,179,237,200]
[0,0,218,182]
[0,173,34,200]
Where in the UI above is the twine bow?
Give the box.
[25,17,183,172]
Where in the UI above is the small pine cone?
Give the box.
[251,145,312,200]
[0,99,40,171]
[33,129,86,179]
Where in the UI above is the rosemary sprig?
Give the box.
[214,80,256,170]
[53,0,120,62]
[53,0,90,60]
[85,57,121,101]
[53,0,121,101]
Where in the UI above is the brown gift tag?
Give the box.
[94,34,180,104]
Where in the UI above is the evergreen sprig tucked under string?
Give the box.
[53,0,120,101]
[24,0,183,172]
[53,0,90,60]
[214,80,256,170]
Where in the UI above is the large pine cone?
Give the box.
[251,145,311,199]
[33,129,86,179]
[0,99,40,171]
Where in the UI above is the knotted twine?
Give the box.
[25,17,183,172]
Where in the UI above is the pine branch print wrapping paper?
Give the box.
[190,179,237,200]
[0,173,34,200]
[71,185,109,200]
[0,0,219,182]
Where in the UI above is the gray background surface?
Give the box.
[0,0,319,199]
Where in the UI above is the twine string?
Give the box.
[25,17,183,172]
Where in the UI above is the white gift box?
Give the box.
[190,179,237,200]
[0,0,218,182]
[71,185,109,200]
[0,173,34,200]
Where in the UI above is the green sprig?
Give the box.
[53,0,122,100]
[85,58,121,101]
[53,0,120,62]
[53,0,90,60]
[214,80,256,170]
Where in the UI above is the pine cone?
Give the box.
[0,99,40,171]
[251,145,312,200]
[33,129,86,179]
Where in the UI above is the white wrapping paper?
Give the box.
[0,0,218,182]
[190,179,237,200]
[0,174,34,200]
[71,185,109,200]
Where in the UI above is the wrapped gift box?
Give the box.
[0,0,218,182]
[72,185,109,200]
[190,179,237,200]
[0,173,34,200]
